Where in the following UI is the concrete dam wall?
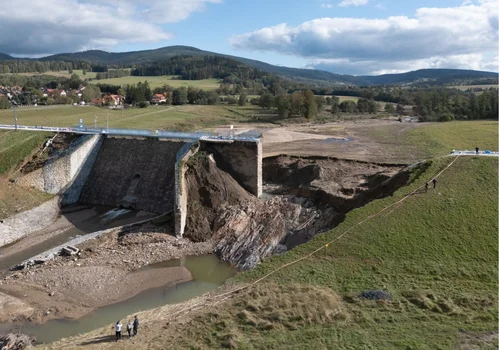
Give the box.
[80,137,186,214]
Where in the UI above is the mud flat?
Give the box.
[0,255,237,344]
[0,225,213,323]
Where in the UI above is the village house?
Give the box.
[69,89,83,98]
[91,97,104,105]
[42,88,55,97]
[151,93,166,104]
[103,94,124,106]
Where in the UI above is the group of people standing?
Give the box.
[115,316,139,341]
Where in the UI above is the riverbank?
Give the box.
[0,225,213,324]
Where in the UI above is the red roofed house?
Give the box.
[151,93,166,104]
[103,94,124,106]
[91,97,104,105]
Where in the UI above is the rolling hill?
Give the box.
[0,53,14,60]
[1,46,497,86]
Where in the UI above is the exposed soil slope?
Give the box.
[184,153,286,269]
[183,152,412,268]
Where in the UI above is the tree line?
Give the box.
[0,60,117,74]
[95,70,130,80]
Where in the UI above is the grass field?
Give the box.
[449,84,498,91]
[91,75,221,90]
[366,120,498,160]
[0,104,258,131]
[0,70,98,79]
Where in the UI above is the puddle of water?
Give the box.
[261,192,276,201]
[0,205,151,272]
[99,208,132,222]
[320,137,353,143]
[0,255,237,344]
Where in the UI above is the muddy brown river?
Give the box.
[0,255,237,344]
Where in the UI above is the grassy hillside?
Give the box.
[365,121,498,161]
[3,46,497,86]
[177,156,499,349]
[92,75,220,90]
[0,70,98,79]
[449,84,498,91]
[0,130,54,219]
[0,130,51,175]
[0,105,260,131]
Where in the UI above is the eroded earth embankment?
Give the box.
[183,152,415,269]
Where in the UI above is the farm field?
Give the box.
[0,70,98,79]
[449,84,498,91]
[91,75,221,90]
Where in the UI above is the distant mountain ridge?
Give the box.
[0,53,14,60]
[1,46,497,86]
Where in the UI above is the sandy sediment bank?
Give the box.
[0,265,192,323]
[0,226,213,323]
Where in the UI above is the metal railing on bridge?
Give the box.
[0,124,261,142]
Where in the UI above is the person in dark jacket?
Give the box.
[476,146,479,155]
[133,316,139,336]
[432,178,438,189]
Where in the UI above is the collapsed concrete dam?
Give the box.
[14,133,262,239]
[12,131,416,270]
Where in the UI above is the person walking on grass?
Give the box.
[115,320,122,342]
[425,182,429,192]
[432,178,438,189]
[127,320,133,339]
[133,315,139,336]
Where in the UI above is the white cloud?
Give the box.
[230,1,499,74]
[338,0,368,7]
[0,0,222,55]
[309,54,498,75]
[321,3,334,8]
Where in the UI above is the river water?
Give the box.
[11,255,237,344]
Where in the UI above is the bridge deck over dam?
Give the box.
[12,125,262,237]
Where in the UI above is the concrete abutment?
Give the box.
[174,139,262,237]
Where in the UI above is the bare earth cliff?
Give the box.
[183,153,410,270]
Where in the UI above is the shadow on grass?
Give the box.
[78,335,116,345]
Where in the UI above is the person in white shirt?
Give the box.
[115,320,122,342]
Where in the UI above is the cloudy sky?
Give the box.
[0,0,497,75]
